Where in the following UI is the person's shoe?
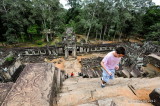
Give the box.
[101,77,103,81]
[101,84,105,88]
[101,77,106,84]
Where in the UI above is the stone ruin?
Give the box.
[1,41,160,81]
[0,49,65,105]
[79,42,160,79]
[119,42,160,78]
[0,28,160,105]
[62,28,77,59]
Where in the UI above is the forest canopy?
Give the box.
[0,0,160,45]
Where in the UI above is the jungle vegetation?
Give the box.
[0,0,160,46]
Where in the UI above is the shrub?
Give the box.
[5,56,14,62]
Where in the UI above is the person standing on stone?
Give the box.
[100,47,125,88]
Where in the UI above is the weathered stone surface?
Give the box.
[149,88,160,106]
[78,101,97,106]
[80,57,103,78]
[1,63,55,106]
[148,54,160,68]
[121,68,130,78]
[0,82,13,106]
[58,76,160,106]
[98,98,116,106]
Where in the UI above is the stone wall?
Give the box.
[13,43,117,57]
[1,63,65,106]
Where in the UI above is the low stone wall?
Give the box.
[13,43,117,57]
[1,63,65,106]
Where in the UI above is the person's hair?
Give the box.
[115,47,125,55]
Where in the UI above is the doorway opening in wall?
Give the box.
[69,50,72,56]
[77,48,80,52]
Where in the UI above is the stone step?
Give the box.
[62,77,126,86]
[58,85,144,106]
[57,77,160,106]
[61,77,131,93]
[78,96,152,106]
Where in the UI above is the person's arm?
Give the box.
[115,64,119,70]
[101,61,112,76]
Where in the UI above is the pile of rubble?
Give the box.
[118,42,160,78]
[80,57,103,78]
[79,42,160,79]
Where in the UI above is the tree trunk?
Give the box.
[86,4,97,43]
[50,34,53,40]
[119,32,122,42]
[107,28,111,39]
[29,34,31,40]
[95,30,98,40]
[46,34,49,42]
[113,24,117,41]
[2,42,5,47]
[103,24,107,40]
[100,27,103,40]
[86,26,92,43]
[113,31,116,41]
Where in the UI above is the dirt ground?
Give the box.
[45,53,105,70]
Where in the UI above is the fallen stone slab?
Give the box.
[1,63,57,106]
[122,69,130,78]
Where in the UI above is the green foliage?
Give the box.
[36,40,43,45]
[152,41,160,45]
[5,56,14,62]
[143,6,160,41]
[6,35,18,44]
[66,20,76,30]
[0,0,158,44]
[143,6,160,28]
[143,6,160,39]
[27,25,39,35]
[145,32,160,41]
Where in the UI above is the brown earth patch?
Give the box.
[135,89,152,101]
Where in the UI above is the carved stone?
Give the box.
[0,82,13,106]
[1,63,58,106]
